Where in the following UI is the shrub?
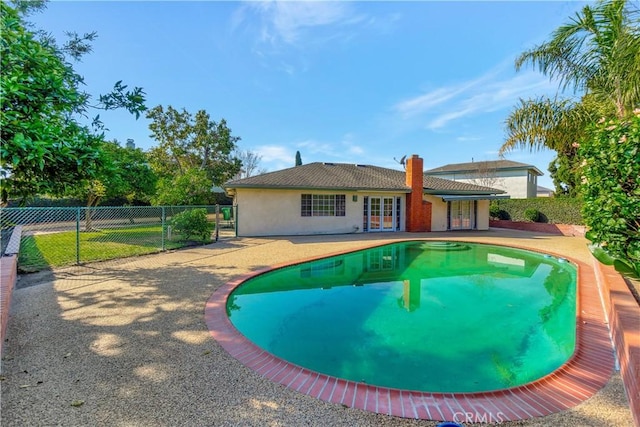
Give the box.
[170,208,213,241]
[580,113,640,278]
[490,198,583,224]
[489,202,511,220]
[489,202,500,219]
[524,208,540,222]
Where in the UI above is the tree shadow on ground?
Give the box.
[1,236,633,427]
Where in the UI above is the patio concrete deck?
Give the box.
[1,230,634,426]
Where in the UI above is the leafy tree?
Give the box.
[9,0,47,16]
[1,3,101,203]
[75,179,108,231]
[61,140,157,229]
[0,3,146,205]
[146,105,241,205]
[295,150,303,166]
[152,169,214,206]
[64,143,122,230]
[499,0,640,194]
[102,140,157,204]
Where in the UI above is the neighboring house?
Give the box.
[537,185,555,198]
[224,155,507,237]
[424,160,543,199]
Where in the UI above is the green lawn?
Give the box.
[18,224,211,272]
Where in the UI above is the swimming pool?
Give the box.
[226,241,577,393]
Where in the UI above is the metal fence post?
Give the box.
[215,204,220,242]
[76,207,80,265]
[161,206,166,251]
[234,205,238,238]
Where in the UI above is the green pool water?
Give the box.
[227,241,577,393]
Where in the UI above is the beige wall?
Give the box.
[233,189,407,237]
[234,189,492,236]
[425,195,490,231]
[476,200,490,230]
[431,169,539,199]
[425,195,448,232]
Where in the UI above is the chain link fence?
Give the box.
[0,205,236,272]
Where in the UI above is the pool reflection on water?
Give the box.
[227,241,577,393]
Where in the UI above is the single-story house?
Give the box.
[224,155,507,237]
[537,185,555,198]
[425,160,543,199]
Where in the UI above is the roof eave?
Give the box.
[440,194,511,201]
[426,166,543,176]
[424,189,504,196]
[225,184,411,193]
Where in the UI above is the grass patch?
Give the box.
[18,224,211,272]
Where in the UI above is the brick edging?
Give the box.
[0,255,18,358]
[490,220,585,236]
[205,240,615,421]
[595,261,640,426]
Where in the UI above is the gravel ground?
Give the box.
[1,230,634,426]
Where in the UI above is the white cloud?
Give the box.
[342,133,364,155]
[392,61,559,131]
[296,133,364,159]
[348,144,364,155]
[296,139,337,156]
[255,145,292,163]
[236,2,400,50]
[241,1,354,46]
[253,133,366,172]
[428,106,477,130]
[394,88,457,118]
[393,68,501,118]
[456,136,483,142]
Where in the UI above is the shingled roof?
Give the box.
[225,162,504,194]
[425,160,543,176]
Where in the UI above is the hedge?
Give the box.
[579,114,639,277]
[490,198,583,225]
[6,193,233,208]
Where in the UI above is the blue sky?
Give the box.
[30,1,588,188]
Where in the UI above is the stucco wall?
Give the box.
[234,189,406,237]
[425,196,490,231]
[234,189,491,236]
[476,199,490,230]
[425,195,448,232]
[430,170,537,199]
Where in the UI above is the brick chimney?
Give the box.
[405,155,431,232]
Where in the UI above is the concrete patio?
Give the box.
[1,230,634,426]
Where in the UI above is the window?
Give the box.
[395,197,401,230]
[300,259,345,278]
[363,196,369,231]
[301,194,346,217]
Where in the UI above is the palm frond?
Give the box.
[500,97,598,155]
[514,0,640,115]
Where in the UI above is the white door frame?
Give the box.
[365,196,398,232]
[448,200,475,230]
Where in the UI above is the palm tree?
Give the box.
[499,0,640,193]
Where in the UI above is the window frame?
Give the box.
[301,194,346,217]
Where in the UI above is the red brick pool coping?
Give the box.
[205,240,615,422]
